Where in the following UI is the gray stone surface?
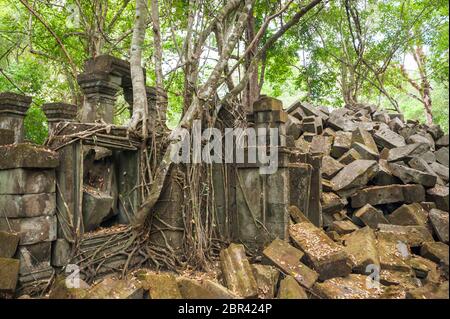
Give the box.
[0,168,55,195]
[354,204,389,229]
[429,209,449,244]
[0,231,19,258]
[373,127,406,149]
[0,215,57,245]
[387,143,430,162]
[331,160,378,191]
[389,162,437,187]
[0,193,56,218]
[426,185,449,212]
[435,147,449,167]
[82,187,114,232]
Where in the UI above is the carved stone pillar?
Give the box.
[0,92,32,143]
[42,102,78,133]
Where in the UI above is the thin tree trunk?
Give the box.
[129,0,149,137]
[151,0,164,119]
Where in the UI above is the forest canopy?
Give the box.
[0,0,448,144]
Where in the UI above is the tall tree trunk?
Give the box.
[242,8,259,113]
[129,0,149,136]
[151,0,165,120]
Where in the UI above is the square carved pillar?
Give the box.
[0,92,32,143]
[42,102,78,133]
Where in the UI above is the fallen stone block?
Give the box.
[289,222,352,280]
[323,127,336,137]
[321,192,347,214]
[426,185,449,211]
[342,227,380,274]
[379,269,418,289]
[388,117,406,132]
[0,143,59,170]
[220,243,258,298]
[48,275,90,299]
[286,115,303,140]
[408,157,444,185]
[0,193,56,218]
[408,255,441,283]
[352,127,379,154]
[51,238,71,267]
[331,160,378,191]
[338,148,361,165]
[420,202,437,211]
[378,224,434,247]
[82,186,114,232]
[436,134,449,147]
[376,235,412,272]
[310,135,333,156]
[312,274,384,299]
[262,238,318,288]
[406,134,435,151]
[435,146,449,167]
[302,116,323,134]
[406,281,449,299]
[351,184,425,208]
[328,114,357,132]
[354,204,389,229]
[331,131,352,158]
[294,135,311,151]
[418,151,436,164]
[428,209,449,244]
[252,264,279,299]
[387,143,430,162]
[0,231,19,258]
[0,257,20,294]
[352,142,379,160]
[0,215,57,245]
[330,220,359,235]
[17,241,51,274]
[288,205,309,224]
[0,168,55,194]
[429,162,449,182]
[87,277,143,299]
[138,272,182,299]
[373,127,406,149]
[176,277,238,299]
[387,203,429,226]
[277,275,308,299]
[389,162,437,187]
[420,242,449,269]
[374,159,400,185]
[321,155,344,179]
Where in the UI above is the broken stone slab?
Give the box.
[277,275,308,299]
[48,275,90,299]
[388,117,406,133]
[408,255,441,283]
[352,127,379,154]
[286,115,303,140]
[429,161,449,182]
[0,231,19,258]
[420,201,437,211]
[436,134,449,147]
[420,242,449,268]
[321,155,344,179]
[331,131,352,158]
[373,126,406,149]
[0,144,59,170]
[302,116,323,135]
[342,227,380,274]
[262,238,318,288]
[387,203,429,226]
[0,193,56,218]
[299,102,329,122]
[338,148,361,165]
[51,238,71,267]
[354,204,389,229]
[379,269,419,289]
[352,142,379,160]
[387,143,430,162]
[378,224,434,247]
[329,220,359,235]
[406,281,449,299]
[406,134,435,151]
[137,272,182,299]
[82,186,114,232]
[376,235,412,272]
[0,257,20,294]
[426,185,449,212]
[288,205,309,224]
[388,162,437,187]
[351,184,425,208]
[328,113,357,132]
[313,274,384,299]
[310,135,333,156]
[418,151,437,164]
[374,159,400,185]
[331,160,378,192]
[428,209,449,244]
[0,215,57,245]
[323,127,336,137]
[252,264,280,299]
[87,277,143,299]
[435,146,449,167]
[408,157,444,185]
[220,243,258,298]
[321,192,347,214]
[0,168,55,195]
[16,241,51,274]
[289,222,352,280]
[294,135,311,151]
[176,277,238,299]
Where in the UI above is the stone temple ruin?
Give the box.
[0,54,449,299]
